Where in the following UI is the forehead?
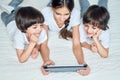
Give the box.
[53,6,70,14]
[84,23,99,28]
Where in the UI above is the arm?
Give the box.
[39,40,50,62]
[81,42,91,50]
[72,25,85,64]
[40,39,55,65]
[16,42,36,63]
[40,39,55,75]
[43,24,49,36]
[72,25,90,75]
[93,38,109,58]
[93,30,109,58]
[16,34,38,63]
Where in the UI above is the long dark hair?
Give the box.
[51,0,74,39]
[83,5,110,30]
[15,6,44,33]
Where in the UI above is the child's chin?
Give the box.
[35,35,39,38]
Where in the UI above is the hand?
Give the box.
[29,34,39,43]
[77,65,90,76]
[41,59,55,75]
[90,43,98,53]
[92,30,102,40]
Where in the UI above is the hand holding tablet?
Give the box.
[43,64,87,72]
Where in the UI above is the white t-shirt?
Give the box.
[41,7,81,32]
[79,20,110,48]
[7,21,47,50]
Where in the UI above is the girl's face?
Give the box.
[26,23,43,37]
[84,23,100,37]
[53,6,70,25]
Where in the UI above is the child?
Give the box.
[1,6,54,64]
[41,0,90,75]
[80,5,110,58]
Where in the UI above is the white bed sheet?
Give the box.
[0,0,120,80]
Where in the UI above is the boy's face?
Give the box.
[53,6,70,26]
[84,23,100,37]
[26,23,43,38]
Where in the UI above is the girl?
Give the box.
[80,5,110,58]
[1,6,54,64]
[41,0,90,75]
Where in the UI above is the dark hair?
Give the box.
[51,0,74,39]
[15,6,44,33]
[83,5,110,30]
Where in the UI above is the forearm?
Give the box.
[73,44,85,64]
[40,41,50,62]
[18,42,36,63]
[81,42,91,50]
[94,39,108,58]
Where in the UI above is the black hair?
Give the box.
[83,5,110,30]
[15,6,44,33]
[51,0,74,39]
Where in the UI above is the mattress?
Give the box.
[0,0,120,80]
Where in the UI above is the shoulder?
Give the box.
[14,29,25,40]
[41,7,53,20]
[99,29,110,40]
[70,8,80,20]
[40,28,46,35]
[101,29,110,36]
[38,28,47,44]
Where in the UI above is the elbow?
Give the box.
[99,50,109,58]
[18,58,27,63]
[100,54,108,58]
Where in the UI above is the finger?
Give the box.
[41,66,50,75]
[77,70,87,76]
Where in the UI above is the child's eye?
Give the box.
[40,24,43,27]
[92,27,97,29]
[84,24,88,27]
[56,12,61,15]
[32,25,37,29]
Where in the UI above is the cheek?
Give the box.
[65,15,69,20]
[29,30,36,35]
[84,27,88,32]
[54,14,59,19]
[94,29,99,34]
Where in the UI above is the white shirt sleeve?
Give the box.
[13,29,26,50]
[99,29,110,48]
[37,28,47,44]
[41,7,51,26]
[69,8,81,30]
[79,19,87,42]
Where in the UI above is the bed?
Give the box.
[0,0,120,80]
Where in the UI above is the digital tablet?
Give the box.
[43,64,87,72]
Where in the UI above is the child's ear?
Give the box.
[50,4,52,7]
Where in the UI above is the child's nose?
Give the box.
[88,27,92,33]
[37,27,41,32]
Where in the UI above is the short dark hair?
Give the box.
[83,5,110,30]
[15,6,44,33]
